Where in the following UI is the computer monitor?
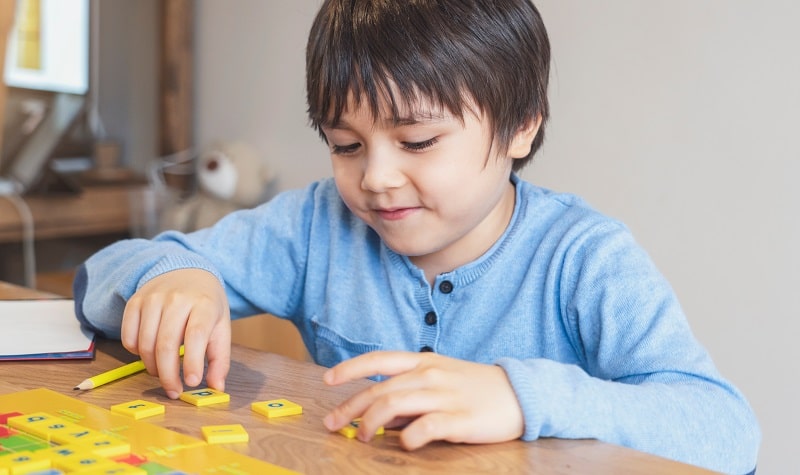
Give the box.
[1,0,90,193]
[4,0,89,95]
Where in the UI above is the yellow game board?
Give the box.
[0,388,298,474]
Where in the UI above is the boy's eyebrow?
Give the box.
[322,113,448,130]
[391,114,447,126]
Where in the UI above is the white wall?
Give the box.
[195,0,329,190]
[195,1,799,472]
[96,0,158,170]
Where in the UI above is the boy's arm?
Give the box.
[72,188,317,397]
[496,222,760,475]
[73,186,319,338]
[73,234,225,339]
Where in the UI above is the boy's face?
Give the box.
[321,94,530,277]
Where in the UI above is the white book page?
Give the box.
[0,300,95,356]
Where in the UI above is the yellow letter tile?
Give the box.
[0,450,52,473]
[6,412,68,439]
[179,388,230,407]
[251,399,303,418]
[338,418,384,439]
[49,426,105,446]
[76,435,131,458]
[110,400,165,420]
[201,424,249,444]
[53,451,117,472]
[7,412,79,442]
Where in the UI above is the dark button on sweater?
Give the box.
[424,311,437,326]
[439,280,454,294]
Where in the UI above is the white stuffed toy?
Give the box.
[160,141,277,232]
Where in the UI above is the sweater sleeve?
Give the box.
[73,185,318,338]
[496,221,760,475]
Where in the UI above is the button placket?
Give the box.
[417,279,455,356]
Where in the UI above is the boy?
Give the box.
[73,1,759,473]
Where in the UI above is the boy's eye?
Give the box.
[402,137,438,152]
[331,143,360,155]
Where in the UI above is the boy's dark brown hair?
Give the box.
[306,0,551,171]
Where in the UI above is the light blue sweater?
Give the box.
[74,175,759,474]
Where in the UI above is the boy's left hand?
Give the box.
[322,351,524,450]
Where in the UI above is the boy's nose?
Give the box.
[360,151,405,192]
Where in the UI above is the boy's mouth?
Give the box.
[374,207,419,221]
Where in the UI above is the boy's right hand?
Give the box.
[120,268,231,399]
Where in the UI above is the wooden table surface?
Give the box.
[0,282,719,474]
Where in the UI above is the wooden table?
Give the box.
[0,282,719,474]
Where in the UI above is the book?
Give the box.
[0,299,95,360]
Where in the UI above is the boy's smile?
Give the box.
[322,96,535,284]
[374,206,419,221]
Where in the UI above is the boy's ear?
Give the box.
[507,115,543,159]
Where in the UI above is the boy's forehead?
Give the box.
[322,88,476,128]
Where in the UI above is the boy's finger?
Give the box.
[324,351,425,385]
[401,398,521,448]
[400,412,469,450]
[323,369,433,431]
[323,391,367,431]
[155,340,184,399]
[181,306,217,388]
[203,322,231,391]
[357,388,446,442]
[120,300,141,353]
[137,299,167,376]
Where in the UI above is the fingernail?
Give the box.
[185,374,200,386]
[323,414,334,430]
[323,370,334,384]
[166,390,180,400]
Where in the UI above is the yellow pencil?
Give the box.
[74,345,185,390]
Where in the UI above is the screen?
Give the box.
[4,0,89,95]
